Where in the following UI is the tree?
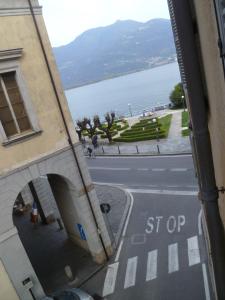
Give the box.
[77,117,97,139]
[169,82,185,108]
[94,112,115,143]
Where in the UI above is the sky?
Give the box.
[39,0,170,47]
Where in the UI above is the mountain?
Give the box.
[53,19,176,89]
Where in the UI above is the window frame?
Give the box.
[0,49,41,145]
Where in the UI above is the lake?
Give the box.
[65,62,181,121]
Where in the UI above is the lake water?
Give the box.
[65,62,181,121]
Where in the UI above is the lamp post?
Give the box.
[153,118,160,154]
[128,103,133,117]
[182,95,185,112]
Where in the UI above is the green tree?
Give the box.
[94,112,115,143]
[169,82,185,108]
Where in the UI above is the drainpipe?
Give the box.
[169,1,225,299]
[27,0,109,261]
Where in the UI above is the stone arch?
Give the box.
[0,146,112,299]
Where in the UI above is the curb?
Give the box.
[94,182,131,248]
[89,152,192,157]
[77,183,131,290]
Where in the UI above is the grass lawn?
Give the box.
[182,128,190,137]
[182,111,189,127]
[159,114,172,138]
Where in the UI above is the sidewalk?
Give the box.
[167,110,182,139]
[14,184,130,295]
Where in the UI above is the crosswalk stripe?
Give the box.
[146,250,158,281]
[168,243,179,273]
[102,262,119,297]
[124,256,138,289]
[187,236,201,266]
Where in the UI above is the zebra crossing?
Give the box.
[102,235,202,297]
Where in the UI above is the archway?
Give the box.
[13,174,99,294]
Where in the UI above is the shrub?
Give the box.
[114,132,165,142]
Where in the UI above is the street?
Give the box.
[85,155,214,300]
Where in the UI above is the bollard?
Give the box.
[118,145,121,154]
[136,145,139,154]
[157,144,160,154]
[102,146,104,154]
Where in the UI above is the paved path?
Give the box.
[168,110,182,139]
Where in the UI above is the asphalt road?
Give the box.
[85,155,214,300]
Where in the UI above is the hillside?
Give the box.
[53,18,176,89]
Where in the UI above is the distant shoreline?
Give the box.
[65,61,177,91]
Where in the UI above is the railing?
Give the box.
[83,138,192,156]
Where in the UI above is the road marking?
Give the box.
[124,256,138,289]
[131,233,146,245]
[102,262,119,297]
[171,168,187,172]
[202,263,211,300]
[89,167,130,171]
[95,154,192,159]
[152,168,166,171]
[93,181,125,186]
[187,236,201,266]
[127,188,198,196]
[137,168,149,171]
[115,240,124,262]
[146,250,158,281]
[168,243,179,273]
[122,191,134,237]
[198,209,203,235]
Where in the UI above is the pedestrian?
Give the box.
[92,134,98,148]
[30,202,39,228]
[87,146,93,158]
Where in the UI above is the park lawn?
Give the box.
[182,128,190,137]
[159,114,172,138]
[182,111,189,127]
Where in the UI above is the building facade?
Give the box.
[168,0,225,298]
[0,1,112,299]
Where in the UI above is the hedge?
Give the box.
[114,132,165,142]
[120,128,163,137]
[131,122,160,129]
[100,131,118,139]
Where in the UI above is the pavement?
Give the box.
[13,184,130,297]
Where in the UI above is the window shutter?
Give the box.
[214,0,225,58]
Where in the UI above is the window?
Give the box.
[0,71,31,138]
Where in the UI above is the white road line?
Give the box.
[152,168,166,171]
[187,236,201,266]
[122,191,134,237]
[146,250,158,281]
[93,181,125,186]
[115,240,124,262]
[102,262,119,297]
[202,263,211,300]
[168,243,179,273]
[127,188,198,196]
[88,167,130,171]
[124,256,138,289]
[95,154,192,159]
[171,168,187,172]
[198,209,203,235]
[137,168,149,171]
